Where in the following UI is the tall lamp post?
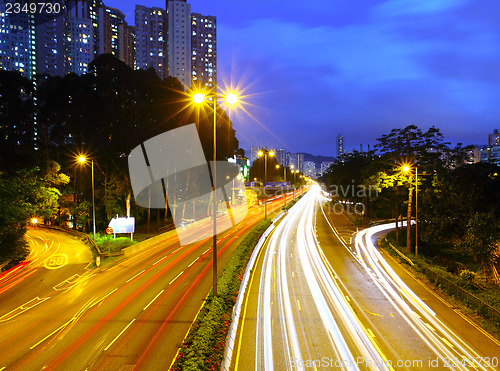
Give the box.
[78,156,96,240]
[402,165,418,258]
[192,90,238,297]
[276,164,287,211]
[258,149,274,219]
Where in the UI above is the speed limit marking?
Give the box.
[44,254,68,269]
[106,227,114,235]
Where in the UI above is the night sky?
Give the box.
[105,0,500,156]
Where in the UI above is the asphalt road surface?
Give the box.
[0,192,300,370]
[230,185,500,370]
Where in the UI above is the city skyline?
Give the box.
[2,0,499,157]
[103,0,500,156]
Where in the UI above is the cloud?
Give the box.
[217,1,500,154]
[373,0,468,17]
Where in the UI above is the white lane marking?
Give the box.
[425,322,436,332]
[95,288,118,306]
[203,248,210,255]
[104,318,136,351]
[143,290,164,311]
[441,337,454,348]
[126,269,146,283]
[169,271,184,285]
[188,257,199,267]
[153,255,168,266]
[172,246,183,254]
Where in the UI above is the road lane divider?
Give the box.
[0,296,50,322]
[104,319,136,351]
[188,257,199,267]
[53,274,81,291]
[143,290,164,311]
[126,269,146,283]
[169,271,184,285]
[30,290,117,350]
[221,211,286,370]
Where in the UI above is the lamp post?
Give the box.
[258,149,274,219]
[402,165,418,258]
[78,156,96,240]
[276,164,287,211]
[192,90,238,297]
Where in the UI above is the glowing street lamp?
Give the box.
[193,92,205,104]
[78,155,96,241]
[191,89,240,297]
[258,149,274,219]
[402,164,418,258]
[276,164,288,211]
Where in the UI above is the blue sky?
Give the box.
[106,0,500,156]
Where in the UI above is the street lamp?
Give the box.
[258,149,274,219]
[78,155,96,240]
[276,164,288,211]
[192,90,239,297]
[402,164,418,258]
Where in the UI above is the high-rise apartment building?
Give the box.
[304,161,316,177]
[135,5,166,79]
[289,153,304,173]
[191,13,215,89]
[336,134,344,158]
[96,6,112,55]
[36,14,66,76]
[118,24,135,69]
[104,7,135,68]
[273,148,288,167]
[66,0,93,75]
[1,0,212,84]
[320,162,334,176]
[489,129,500,147]
[249,146,260,165]
[166,0,191,87]
[0,6,37,78]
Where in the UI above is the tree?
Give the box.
[374,125,452,254]
[0,161,68,266]
[457,213,500,266]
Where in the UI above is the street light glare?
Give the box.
[225,92,238,105]
[193,93,205,104]
[258,150,264,157]
[269,151,275,157]
[78,156,86,163]
[402,165,410,172]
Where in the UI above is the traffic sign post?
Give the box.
[106,227,113,253]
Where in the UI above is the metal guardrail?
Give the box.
[36,224,104,256]
[221,213,288,370]
[424,267,500,325]
[383,237,414,266]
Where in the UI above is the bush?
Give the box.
[92,232,136,254]
[171,219,271,370]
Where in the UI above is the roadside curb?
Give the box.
[220,210,287,370]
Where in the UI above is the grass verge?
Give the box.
[171,219,271,371]
[381,231,500,336]
[92,233,137,254]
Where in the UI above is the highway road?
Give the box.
[0,191,300,370]
[0,227,93,323]
[230,185,500,370]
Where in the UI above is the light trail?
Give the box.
[351,222,495,370]
[255,185,389,370]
